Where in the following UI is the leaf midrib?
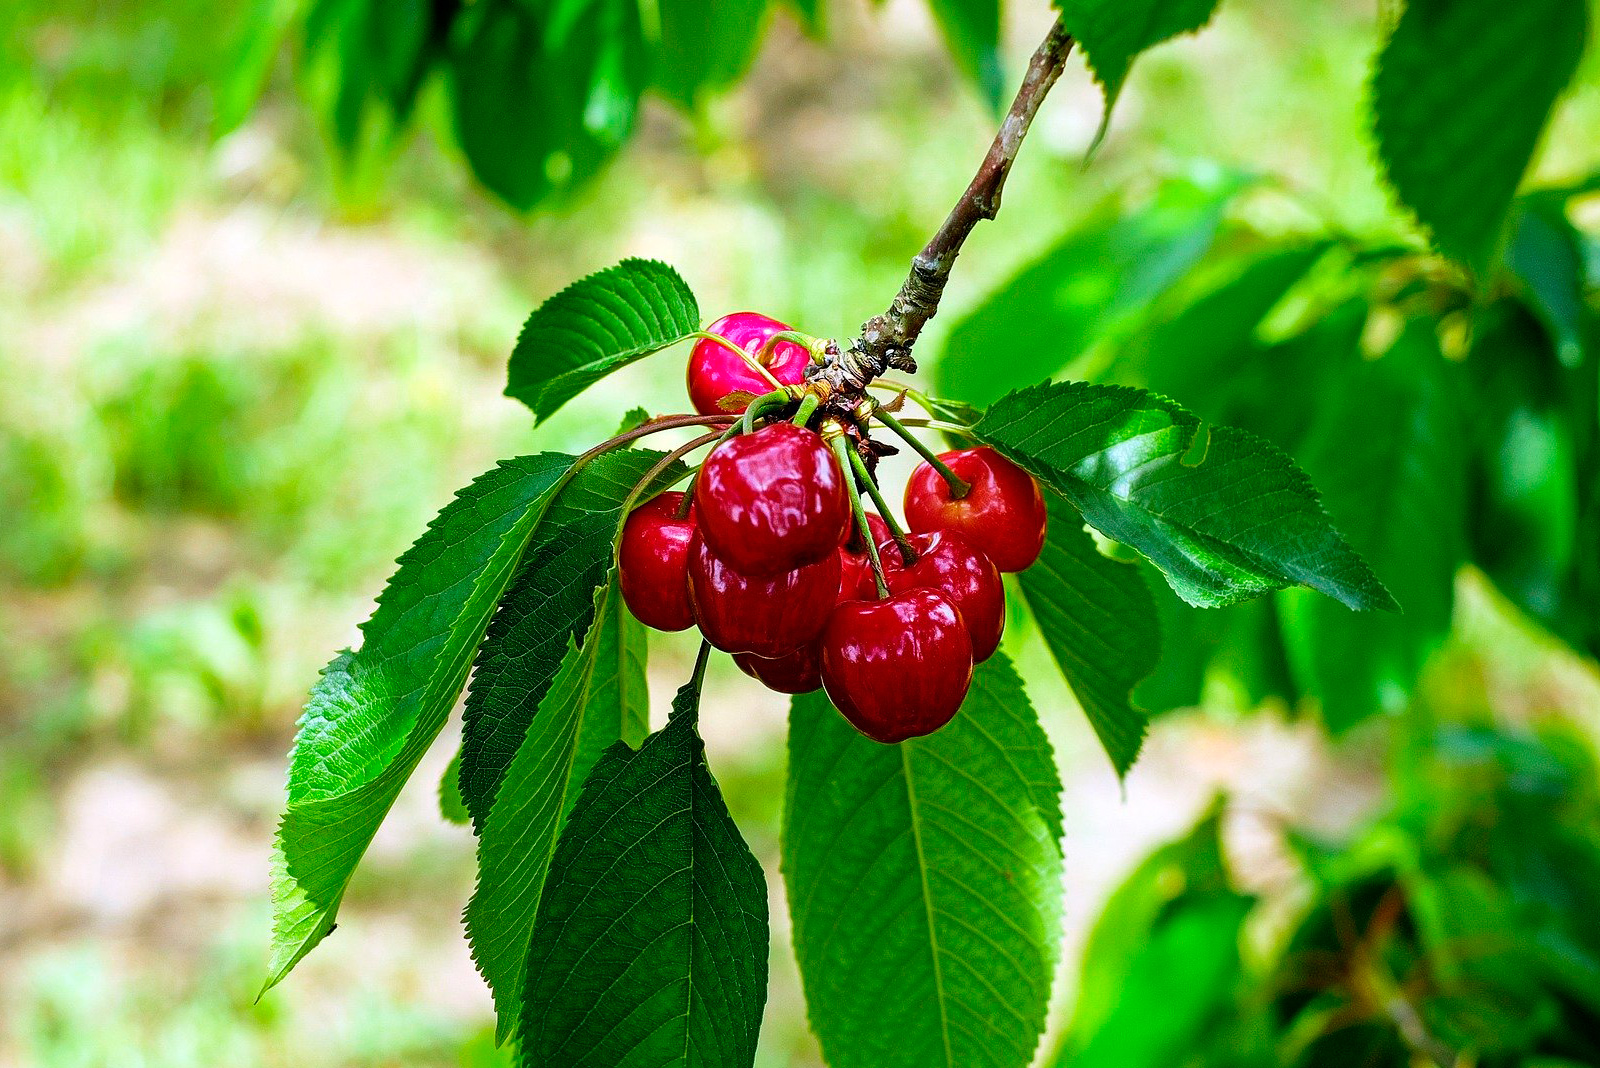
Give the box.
[901,742,955,1068]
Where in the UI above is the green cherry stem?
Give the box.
[741,387,794,435]
[676,421,746,519]
[843,445,917,566]
[872,407,972,499]
[790,393,821,427]
[689,330,784,390]
[753,329,823,367]
[827,430,890,599]
[614,430,723,564]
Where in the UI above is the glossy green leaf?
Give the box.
[655,0,770,107]
[439,748,469,825]
[1016,494,1159,777]
[266,452,579,991]
[1371,0,1588,270]
[517,664,768,1067]
[504,259,700,423]
[465,574,649,1042]
[1054,0,1222,143]
[782,654,1062,1068]
[937,175,1249,405]
[974,380,1397,612]
[449,0,647,210]
[927,0,1005,111]
[1278,322,1466,732]
[459,448,683,830]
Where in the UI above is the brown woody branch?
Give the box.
[814,16,1075,396]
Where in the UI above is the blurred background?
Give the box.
[1,0,1597,1065]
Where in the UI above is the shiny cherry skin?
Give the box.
[688,533,840,657]
[734,643,822,695]
[837,512,892,602]
[697,422,849,577]
[687,311,811,416]
[617,492,697,632]
[904,446,1047,572]
[820,588,974,743]
[879,529,1004,662]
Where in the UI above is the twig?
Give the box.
[814,16,1075,395]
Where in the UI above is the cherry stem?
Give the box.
[676,422,745,519]
[741,387,793,435]
[866,381,940,420]
[844,445,917,567]
[690,330,783,390]
[828,433,891,599]
[753,329,823,367]
[790,394,821,427]
[872,407,972,499]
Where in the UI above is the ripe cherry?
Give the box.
[820,588,974,744]
[617,492,697,632]
[838,512,892,602]
[688,533,840,657]
[904,446,1047,572]
[879,529,1004,662]
[697,422,849,577]
[734,644,822,695]
[687,311,811,416]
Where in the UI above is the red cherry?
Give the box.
[819,588,974,743]
[880,529,1004,662]
[688,533,840,657]
[734,644,822,694]
[617,492,697,632]
[904,446,1047,572]
[687,311,811,416]
[837,512,892,602]
[697,423,849,577]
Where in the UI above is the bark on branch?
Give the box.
[815,16,1076,395]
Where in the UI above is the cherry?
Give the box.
[617,492,697,632]
[819,588,974,743]
[697,422,849,577]
[837,512,892,602]
[904,446,1047,572]
[687,311,811,416]
[734,644,822,695]
[688,532,840,657]
[879,529,1004,662]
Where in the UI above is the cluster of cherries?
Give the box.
[618,313,1047,743]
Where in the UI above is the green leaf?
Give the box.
[1505,196,1589,369]
[516,661,769,1067]
[1278,322,1466,732]
[782,653,1062,1068]
[1058,801,1252,1068]
[1370,0,1589,271]
[1054,0,1222,144]
[1016,495,1159,777]
[654,0,770,107]
[448,0,647,210]
[504,259,700,423]
[459,448,683,830]
[266,452,580,992]
[937,175,1249,405]
[439,748,469,825]
[927,0,1005,112]
[973,380,1398,612]
[465,573,648,1042]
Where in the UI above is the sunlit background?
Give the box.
[2,0,1598,1065]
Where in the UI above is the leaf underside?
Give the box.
[267,451,579,991]
[1016,495,1160,777]
[783,654,1063,1068]
[974,380,1398,612]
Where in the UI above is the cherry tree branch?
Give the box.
[817,16,1075,395]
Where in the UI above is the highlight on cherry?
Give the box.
[619,310,1042,743]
